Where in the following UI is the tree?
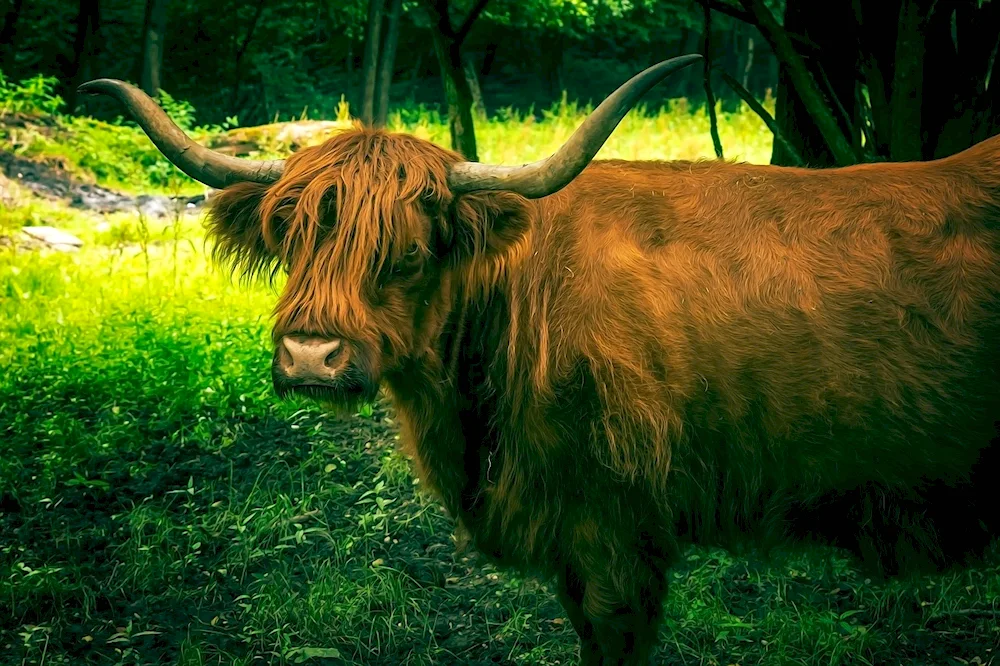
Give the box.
[699,0,723,158]
[901,0,1000,159]
[139,0,167,97]
[4,0,764,129]
[374,0,402,127]
[0,0,25,67]
[226,0,267,120]
[360,0,385,125]
[738,0,856,166]
[65,0,101,112]
[722,0,1000,167]
[357,0,404,128]
[420,0,490,160]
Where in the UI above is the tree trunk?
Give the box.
[921,0,1000,158]
[743,36,755,92]
[852,0,899,159]
[758,0,857,166]
[702,2,724,157]
[346,42,354,110]
[541,34,564,98]
[422,0,489,160]
[678,27,702,99]
[0,0,25,67]
[409,49,424,98]
[889,0,926,161]
[861,60,892,158]
[766,48,778,99]
[140,0,167,97]
[231,0,266,118]
[979,70,1000,142]
[374,0,402,127]
[66,0,100,112]
[464,53,486,119]
[360,0,385,126]
[721,21,742,111]
[481,41,499,76]
[430,27,478,159]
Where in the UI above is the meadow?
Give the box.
[1,76,999,665]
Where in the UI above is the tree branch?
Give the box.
[889,0,926,161]
[709,0,820,55]
[0,0,25,51]
[718,67,803,166]
[816,62,859,159]
[455,0,489,45]
[707,0,752,23]
[421,0,455,39]
[360,0,386,125]
[738,0,856,165]
[235,0,266,67]
[700,1,724,159]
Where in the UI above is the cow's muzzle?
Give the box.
[272,335,377,403]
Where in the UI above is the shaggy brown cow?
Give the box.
[81,56,1000,665]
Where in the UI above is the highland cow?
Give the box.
[81,55,1000,664]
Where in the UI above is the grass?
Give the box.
[1,86,999,665]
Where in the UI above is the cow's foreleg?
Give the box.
[567,532,669,665]
[556,564,603,665]
[583,573,665,665]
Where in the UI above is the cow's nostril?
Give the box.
[277,339,295,372]
[323,340,342,367]
[278,336,345,379]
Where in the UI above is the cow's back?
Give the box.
[506,149,1000,568]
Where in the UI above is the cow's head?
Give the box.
[202,131,535,406]
[78,56,699,406]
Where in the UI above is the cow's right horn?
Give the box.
[447,54,703,199]
[77,79,285,191]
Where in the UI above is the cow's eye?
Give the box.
[383,242,423,284]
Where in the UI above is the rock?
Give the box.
[209,120,353,155]
[21,226,84,249]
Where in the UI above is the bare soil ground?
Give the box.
[1,149,207,217]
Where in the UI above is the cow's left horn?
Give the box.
[77,79,285,190]
[447,54,703,199]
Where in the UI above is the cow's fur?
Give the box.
[207,127,1000,664]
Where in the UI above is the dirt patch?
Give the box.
[0,116,353,218]
[0,150,207,217]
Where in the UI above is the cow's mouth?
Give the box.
[280,382,341,400]
[272,374,379,407]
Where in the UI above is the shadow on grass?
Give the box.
[2,379,998,666]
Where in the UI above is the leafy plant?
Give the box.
[155,89,199,132]
[0,71,64,117]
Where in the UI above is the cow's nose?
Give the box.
[276,336,344,381]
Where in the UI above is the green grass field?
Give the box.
[2,96,999,666]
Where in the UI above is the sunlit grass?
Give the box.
[389,96,775,165]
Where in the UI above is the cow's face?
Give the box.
[206,131,529,407]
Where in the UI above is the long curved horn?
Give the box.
[447,54,703,198]
[77,79,285,190]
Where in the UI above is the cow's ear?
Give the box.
[449,191,531,261]
[206,181,281,283]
